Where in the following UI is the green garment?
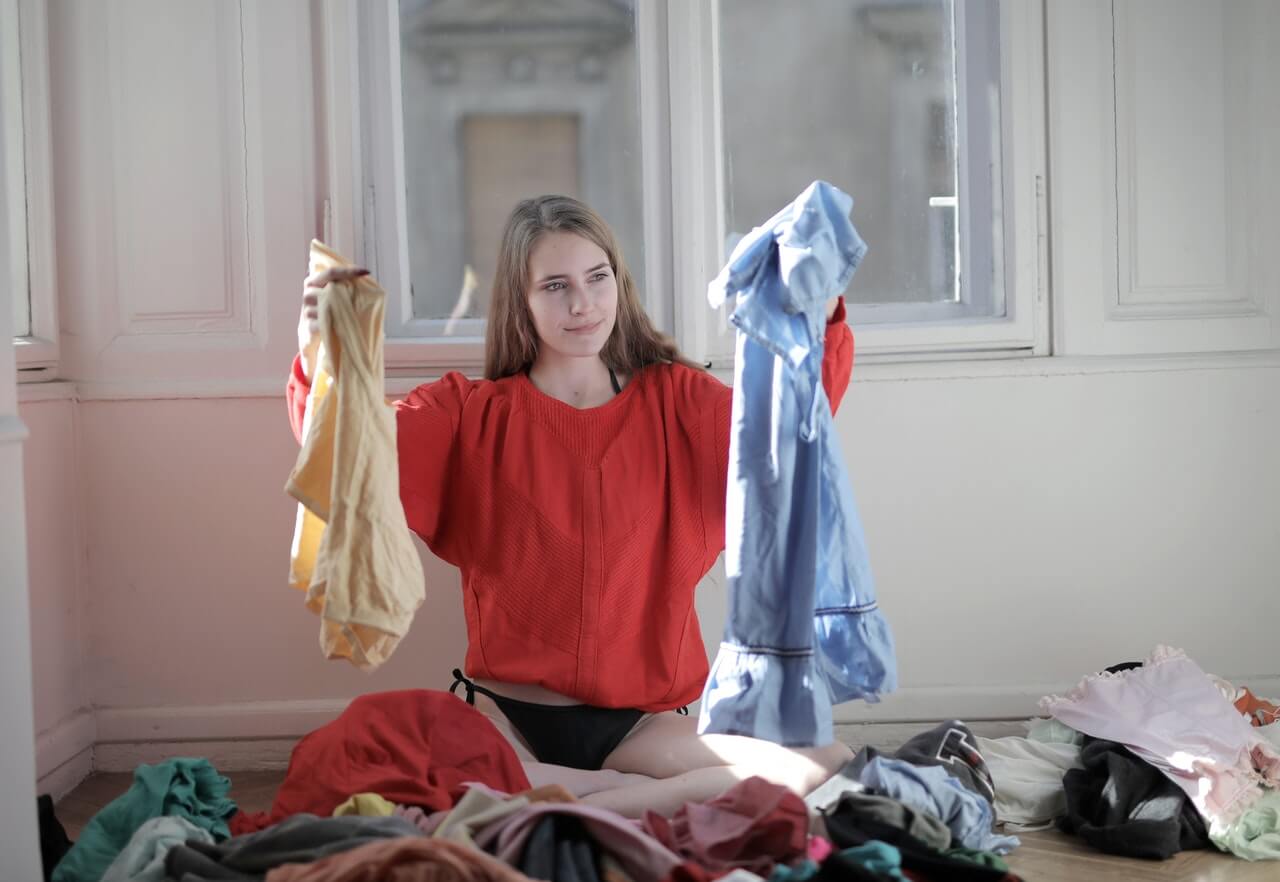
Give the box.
[839,841,905,879]
[1210,788,1280,860]
[769,859,818,881]
[1026,717,1083,746]
[52,758,236,882]
[944,846,1009,871]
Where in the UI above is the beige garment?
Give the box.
[286,240,424,669]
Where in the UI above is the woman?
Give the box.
[289,195,856,817]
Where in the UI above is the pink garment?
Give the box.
[396,804,449,835]
[805,835,833,863]
[640,777,808,877]
[1041,646,1280,826]
[471,802,682,882]
[263,835,528,882]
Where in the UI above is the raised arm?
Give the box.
[285,356,472,560]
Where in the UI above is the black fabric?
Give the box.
[1104,661,1144,674]
[607,367,622,395]
[1057,737,1208,860]
[891,720,996,805]
[450,669,644,770]
[823,795,1019,882]
[809,720,995,815]
[518,815,604,882]
[840,720,995,807]
[817,791,951,851]
[37,794,73,882]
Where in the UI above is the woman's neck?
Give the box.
[527,351,618,409]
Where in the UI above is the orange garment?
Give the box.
[285,301,854,710]
[286,241,424,669]
[263,837,529,882]
[1236,689,1280,727]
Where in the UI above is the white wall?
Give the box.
[18,0,1280,774]
[2,27,43,873]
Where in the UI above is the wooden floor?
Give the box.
[55,771,1272,880]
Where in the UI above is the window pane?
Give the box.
[398,0,645,330]
[719,0,970,307]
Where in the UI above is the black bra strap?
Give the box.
[608,366,622,395]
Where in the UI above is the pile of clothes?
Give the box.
[41,645,1280,881]
[1013,645,1280,861]
[43,691,1021,882]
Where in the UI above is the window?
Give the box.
[395,0,646,340]
[720,0,995,320]
[5,0,57,375]
[335,0,1046,371]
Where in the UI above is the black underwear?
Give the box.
[449,669,686,771]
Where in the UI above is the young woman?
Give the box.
[289,195,857,817]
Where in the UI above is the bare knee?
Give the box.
[792,739,854,793]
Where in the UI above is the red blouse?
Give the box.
[287,300,854,711]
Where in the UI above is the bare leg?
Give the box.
[583,712,852,818]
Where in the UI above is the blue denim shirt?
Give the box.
[698,181,897,747]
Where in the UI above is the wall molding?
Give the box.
[19,348,1280,404]
[103,0,266,349]
[95,738,301,774]
[95,698,351,744]
[34,708,96,780]
[50,677,1280,777]
[36,748,93,803]
[91,676,1280,745]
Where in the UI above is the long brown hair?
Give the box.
[484,195,703,380]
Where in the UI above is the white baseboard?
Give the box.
[832,685,1054,724]
[94,698,351,744]
[35,709,96,780]
[83,676,1280,773]
[834,719,1029,752]
[85,696,1040,773]
[36,748,94,802]
[94,738,301,773]
[830,676,1280,724]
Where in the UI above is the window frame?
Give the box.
[685,0,1049,367]
[6,0,58,379]
[330,0,1047,375]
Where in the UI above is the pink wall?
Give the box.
[20,395,91,783]
[78,397,470,710]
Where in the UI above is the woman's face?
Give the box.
[525,232,618,361]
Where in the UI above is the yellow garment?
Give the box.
[332,793,397,818]
[285,240,424,669]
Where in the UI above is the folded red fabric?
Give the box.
[231,690,530,834]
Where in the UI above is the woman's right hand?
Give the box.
[297,266,369,382]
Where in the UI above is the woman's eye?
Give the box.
[545,281,565,292]
[590,273,608,282]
